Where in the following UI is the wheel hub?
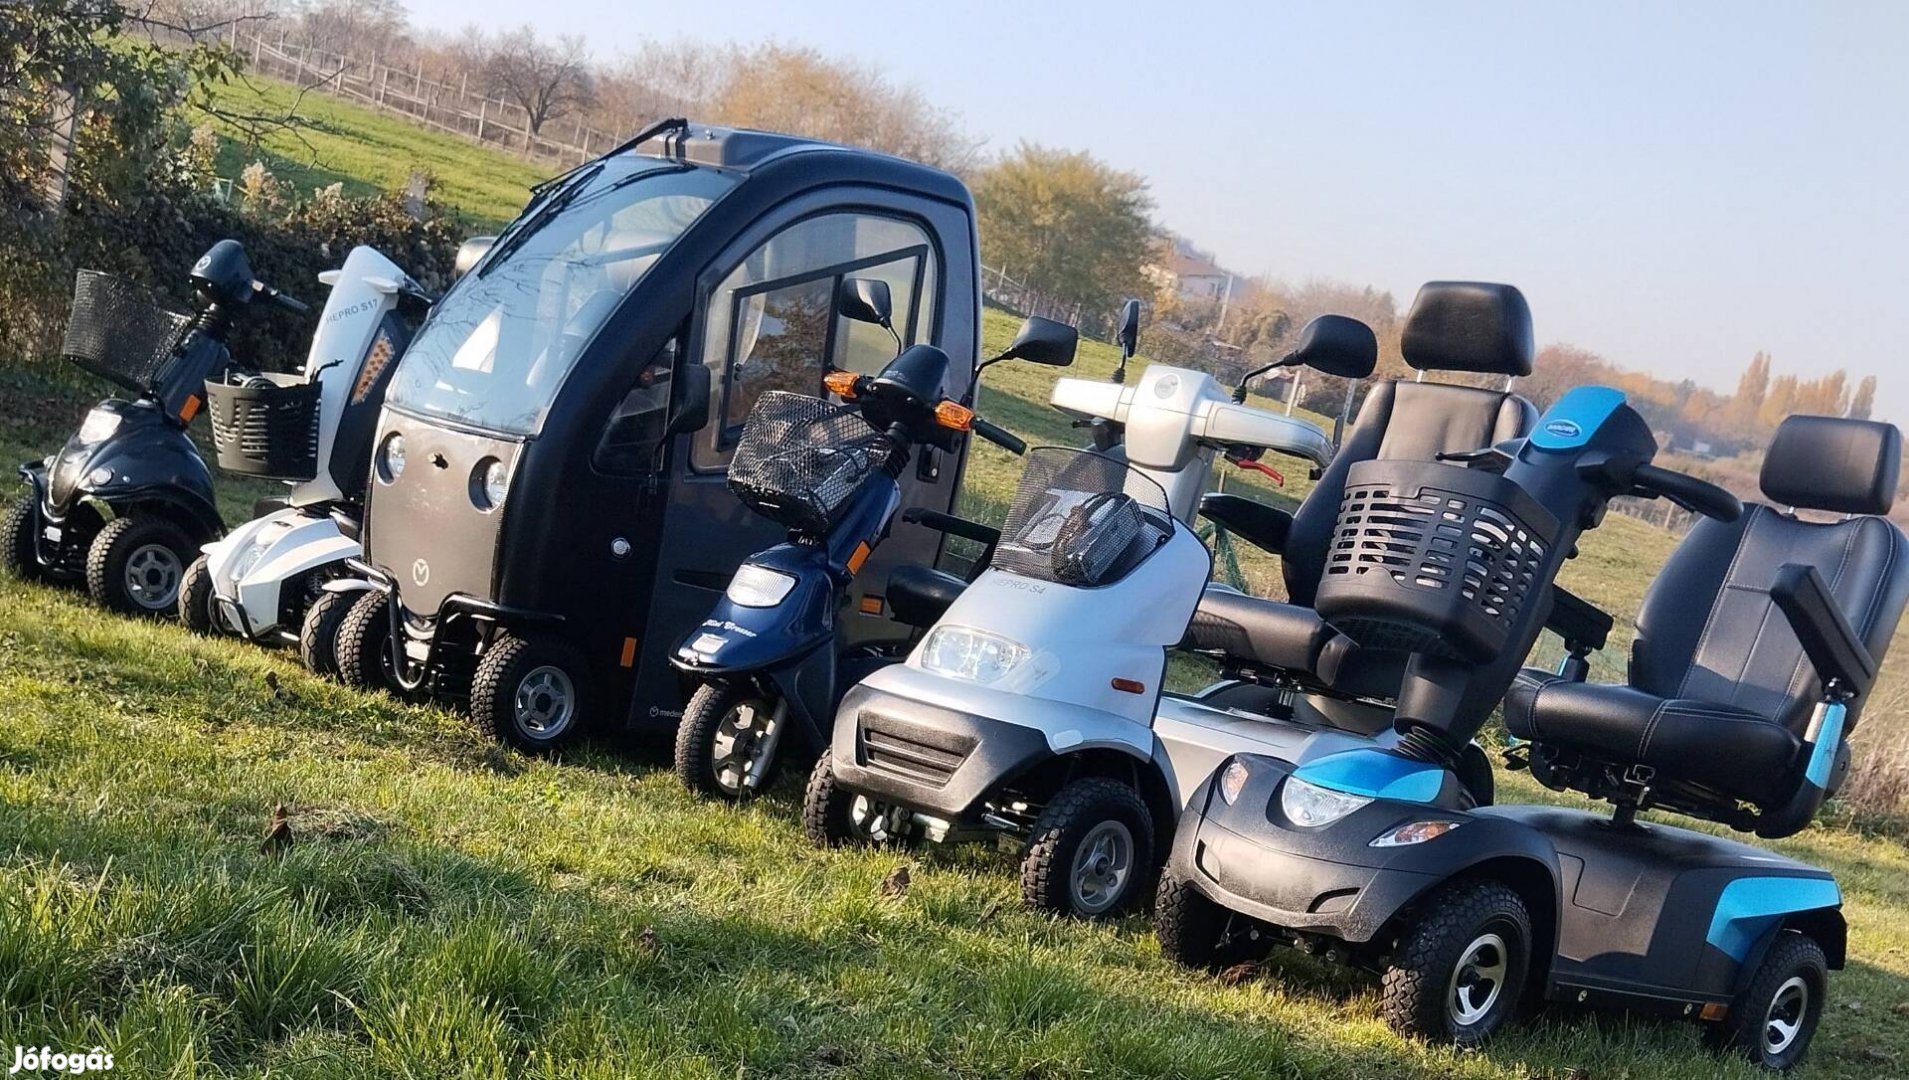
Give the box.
[124,543,182,610]
[513,665,575,738]
[711,697,782,795]
[1069,820,1134,915]
[1764,975,1809,1055]
[1447,932,1509,1027]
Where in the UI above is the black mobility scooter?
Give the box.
[4,242,309,615]
[1160,403,1904,1069]
[340,122,992,753]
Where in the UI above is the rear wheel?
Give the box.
[1020,778,1155,919]
[471,634,592,754]
[178,553,216,633]
[299,589,355,678]
[802,749,909,847]
[86,514,195,617]
[1381,879,1531,1047]
[3,497,40,582]
[1704,931,1826,1070]
[335,589,395,691]
[675,682,784,800]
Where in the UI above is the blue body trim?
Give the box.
[1530,386,1628,451]
[1706,878,1842,961]
[1805,702,1847,788]
[1293,748,1445,804]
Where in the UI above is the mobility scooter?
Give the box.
[802,311,1378,917]
[669,291,1076,800]
[338,121,997,754]
[178,246,429,667]
[1157,408,1901,1070]
[3,241,309,616]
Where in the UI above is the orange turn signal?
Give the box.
[1699,1002,1729,1022]
[934,400,975,431]
[1111,678,1147,694]
[823,370,859,398]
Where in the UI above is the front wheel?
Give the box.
[675,682,785,800]
[299,589,355,678]
[802,749,909,847]
[2,497,40,582]
[178,553,216,633]
[471,634,592,754]
[1381,879,1532,1047]
[1020,778,1155,919]
[1704,931,1826,1070]
[334,589,395,691]
[1156,870,1258,970]
[86,514,195,617]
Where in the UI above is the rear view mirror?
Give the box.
[1290,314,1377,380]
[455,236,496,279]
[665,363,711,436]
[1116,299,1142,357]
[999,316,1078,367]
[838,278,893,327]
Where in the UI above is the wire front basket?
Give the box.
[992,448,1173,587]
[205,373,323,480]
[60,270,195,394]
[728,391,894,533]
[1313,460,1561,662]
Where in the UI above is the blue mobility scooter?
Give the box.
[1159,401,1905,1068]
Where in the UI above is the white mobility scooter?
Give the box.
[803,312,1383,917]
[178,246,430,670]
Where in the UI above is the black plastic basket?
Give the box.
[1313,459,1561,662]
[991,448,1172,587]
[727,391,894,533]
[59,270,195,394]
[205,373,323,480]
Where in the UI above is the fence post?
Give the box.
[39,83,80,213]
[475,100,487,142]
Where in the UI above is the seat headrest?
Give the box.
[1761,415,1901,515]
[1401,282,1534,377]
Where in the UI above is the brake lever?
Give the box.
[1226,452,1284,486]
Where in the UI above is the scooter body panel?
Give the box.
[202,508,358,639]
[1152,693,1400,809]
[289,246,416,506]
[676,541,841,675]
[40,399,221,538]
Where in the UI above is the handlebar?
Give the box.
[971,416,1026,455]
[1631,462,1742,522]
[825,368,1025,456]
[265,285,310,315]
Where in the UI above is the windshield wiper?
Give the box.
[478,162,605,278]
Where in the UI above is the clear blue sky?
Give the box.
[402,0,1909,421]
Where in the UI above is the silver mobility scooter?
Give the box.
[1160,411,1904,1069]
[340,121,995,752]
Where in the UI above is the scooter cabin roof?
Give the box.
[628,122,973,210]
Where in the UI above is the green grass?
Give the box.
[6,79,1909,1077]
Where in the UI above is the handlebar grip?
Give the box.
[971,416,1026,455]
[270,289,311,315]
[1633,463,1742,522]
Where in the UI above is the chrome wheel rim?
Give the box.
[513,665,576,738]
[711,697,782,795]
[1448,931,1510,1027]
[848,794,907,843]
[1069,820,1134,915]
[1765,975,1809,1056]
[125,543,182,610]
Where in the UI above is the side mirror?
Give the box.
[1116,299,1142,358]
[455,236,496,279]
[664,363,711,436]
[837,277,893,327]
[1290,314,1377,380]
[998,316,1078,367]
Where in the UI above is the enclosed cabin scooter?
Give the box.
[1158,402,1900,1069]
[339,120,995,754]
[804,314,1379,918]
[178,246,432,665]
[3,241,310,616]
[670,295,1074,798]
[668,302,1076,799]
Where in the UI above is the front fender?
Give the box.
[672,547,839,676]
[72,433,221,538]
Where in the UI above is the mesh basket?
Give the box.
[59,271,195,394]
[205,373,323,480]
[727,391,894,533]
[992,448,1172,587]
[1313,460,1561,662]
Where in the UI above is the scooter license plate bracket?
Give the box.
[43,525,61,542]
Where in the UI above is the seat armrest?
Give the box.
[1199,493,1293,555]
[901,507,1001,548]
[1546,584,1613,653]
[1772,563,1876,697]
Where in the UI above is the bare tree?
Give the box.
[481,25,593,143]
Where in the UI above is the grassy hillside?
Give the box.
[3,75,1907,1078]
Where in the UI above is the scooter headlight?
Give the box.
[377,432,406,483]
[472,457,508,511]
[77,408,120,445]
[725,564,797,608]
[919,625,1029,685]
[1370,820,1464,848]
[1280,776,1372,828]
[1218,759,1251,805]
